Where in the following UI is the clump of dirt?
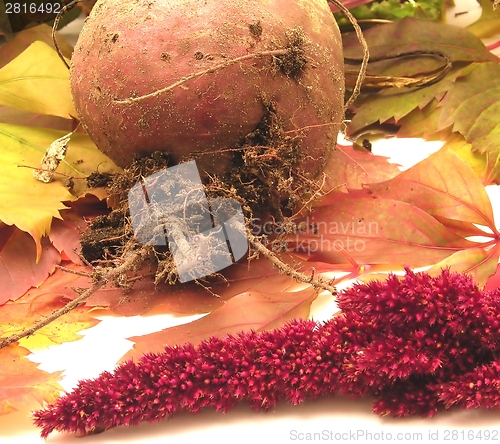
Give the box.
[272,28,308,79]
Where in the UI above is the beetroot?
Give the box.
[70,0,345,211]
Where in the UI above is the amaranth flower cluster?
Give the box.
[33,268,500,437]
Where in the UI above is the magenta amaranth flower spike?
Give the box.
[33,268,500,437]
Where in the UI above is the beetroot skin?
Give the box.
[70,0,344,186]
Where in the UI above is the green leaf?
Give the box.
[347,65,469,135]
[345,21,500,186]
[0,41,76,118]
[343,18,497,64]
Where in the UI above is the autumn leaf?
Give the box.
[43,253,337,317]
[426,245,500,287]
[0,123,119,258]
[0,24,73,69]
[0,290,100,350]
[0,225,60,304]
[0,41,76,119]
[344,20,500,185]
[0,344,62,415]
[287,194,475,266]
[48,210,88,264]
[485,263,500,291]
[365,149,497,230]
[443,133,500,186]
[0,105,74,131]
[287,147,499,280]
[322,143,401,192]
[343,18,497,64]
[121,287,318,362]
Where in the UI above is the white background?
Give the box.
[2,1,500,443]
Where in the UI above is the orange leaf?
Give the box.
[365,149,497,231]
[121,287,317,362]
[426,245,500,287]
[322,143,401,192]
[0,344,62,415]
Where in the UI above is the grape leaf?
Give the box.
[442,134,500,185]
[343,18,497,64]
[0,41,76,118]
[0,225,60,305]
[121,288,317,362]
[426,245,500,287]
[346,64,470,136]
[0,344,62,415]
[344,20,500,186]
[395,99,452,140]
[287,148,499,280]
[48,210,87,264]
[45,254,335,317]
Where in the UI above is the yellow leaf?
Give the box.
[443,134,500,185]
[0,345,62,415]
[467,0,500,38]
[0,41,76,118]
[0,123,74,259]
[0,294,100,350]
[55,131,122,198]
[0,123,120,258]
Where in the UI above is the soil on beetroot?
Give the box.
[79,107,323,286]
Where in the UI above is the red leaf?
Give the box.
[48,211,88,264]
[0,225,60,305]
[286,193,474,267]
